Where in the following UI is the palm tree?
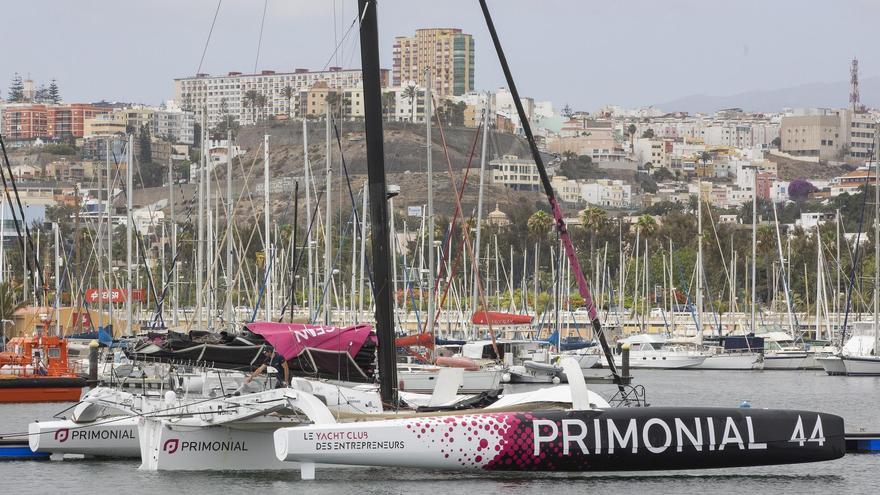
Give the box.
[697,151,712,178]
[381,91,395,121]
[255,93,268,123]
[0,281,24,344]
[627,123,637,153]
[527,210,554,243]
[402,84,418,122]
[281,86,295,117]
[243,90,260,125]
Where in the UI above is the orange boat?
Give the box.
[0,334,86,403]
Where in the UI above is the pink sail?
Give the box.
[245,322,377,360]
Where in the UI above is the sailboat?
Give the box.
[271,0,844,478]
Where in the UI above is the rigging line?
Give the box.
[196,0,224,75]
[253,0,270,74]
[433,110,499,354]
[319,12,359,72]
[0,132,44,290]
[479,0,626,391]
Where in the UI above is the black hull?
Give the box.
[483,407,845,471]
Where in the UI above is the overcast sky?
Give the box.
[3,0,879,110]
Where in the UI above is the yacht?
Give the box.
[612,334,707,369]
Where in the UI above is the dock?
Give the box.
[845,432,880,453]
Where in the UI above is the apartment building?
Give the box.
[83,103,194,144]
[392,28,474,96]
[489,154,540,191]
[580,179,632,208]
[0,103,111,141]
[550,175,582,204]
[845,111,878,159]
[173,67,388,127]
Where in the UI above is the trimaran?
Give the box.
[270,0,843,478]
[30,0,844,476]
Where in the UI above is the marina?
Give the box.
[0,0,879,492]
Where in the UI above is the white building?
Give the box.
[580,179,632,208]
[550,175,582,204]
[173,67,384,128]
[489,154,540,191]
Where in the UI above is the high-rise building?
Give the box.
[392,28,474,96]
[173,67,387,129]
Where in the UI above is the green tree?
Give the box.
[281,86,295,117]
[0,281,25,326]
[641,128,655,139]
[138,124,152,166]
[48,79,61,104]
[243,90,261,124]
[8,73,24,102]
[403,84,418,122]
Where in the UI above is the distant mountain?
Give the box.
[657,76,880,114]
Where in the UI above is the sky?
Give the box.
[3,0,880,111]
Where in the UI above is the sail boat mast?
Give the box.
[358,0,397,406]
[426,69,435,339]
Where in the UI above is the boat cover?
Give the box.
[471,311,532,325]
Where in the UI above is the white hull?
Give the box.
[695,353,763,370]
[817,356,847,376]
[762,352,812,370]
[612,353,707,369]
[397,369,503,394]
[138,419,292,471]
[841,355,880,376]
[29,416,140,458]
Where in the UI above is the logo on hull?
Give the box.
[54,428,69,443]
[163,439,179,454]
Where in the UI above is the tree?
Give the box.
[788,179,817,202]
[402,84,418,122]
[653,167,675,182]
[771,136,781,148]
[48,79,61,104]
[34,84,49,103]
[381,91,396,121]
[138,124,152,166]
[627,123,637,152]
[8,73,24,102]
[562,104,574,119]
[0,281,25,327]
[243,90,261,124]
[527,210,554,243]
[325,91,340,117]
[281,86,295,117]
[641,128,655,139]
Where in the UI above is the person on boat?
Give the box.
[244,346,290,389]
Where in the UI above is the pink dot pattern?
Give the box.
[403,412,562,471]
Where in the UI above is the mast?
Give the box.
[696,181,703,344]
[874,143,879,354]
[324,103,332,325]
[479,0,622,385]
[359,0,397,405]
[358,182,368,322]
[170,147,178,326]
[96,144,103,330]
[196,113,206,330]
[225,130,234,331]
[425,69,436,338]
[126,133,134,335]
[751,166,757,335]
[106,138,113,329]
[816,224,823,342]
[303,119,313,321]
[53,222,60,336]
[264,134,271,320]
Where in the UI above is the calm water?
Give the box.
[1,370,878,494]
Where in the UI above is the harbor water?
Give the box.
[1,370,877,494]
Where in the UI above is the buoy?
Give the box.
[501,373,511,383]
[552,376,561,385]
[740,399,752,408]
